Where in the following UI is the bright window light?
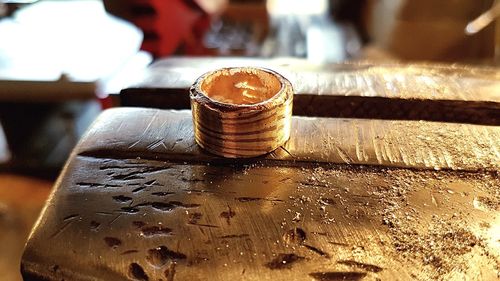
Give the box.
[267,0,328,16]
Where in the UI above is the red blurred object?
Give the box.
[99,96,114,109]
[105,0,216,57]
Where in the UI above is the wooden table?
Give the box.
[21,107,499,281]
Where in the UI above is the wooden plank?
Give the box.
[0,80,96,102]
[127,57,500,102]
[21,108,500,281]
[120,57,500,125]
[78,108,500,172]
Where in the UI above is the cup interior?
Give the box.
[200,68,281,105]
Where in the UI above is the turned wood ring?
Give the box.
[190,67,294,158]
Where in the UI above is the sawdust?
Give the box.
[387,213,483,277]
[288,164,500,280]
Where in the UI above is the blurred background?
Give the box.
[0,0,499,280]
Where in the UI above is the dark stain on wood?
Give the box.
[128,263,149,281]
[309,271,367,281]
[337,260,383,273]
[121,207,140,213]
[149,201,200,212]
[90,220,100,231]
[236,197,283,203]
[112,195,132,203]
[164,262,176,281]
[265,253,305,270]
[151,202,176,212]
[99,164,148,170]
[188,212,202,224]
[111,173,145,181]
[132,186,148,193]
[104,237,122,249]
[304,244,330,258]
[283,227,306,245]
[220,206,235,225]
[152,192,175,197]
[140,226,172,237]
[170,201,201,208]
[132,221,146,228]
[76,182,120,188]
[328,241,351,247]
[146,247,168,267]
[282,228,329,257]
[76,182,105,188]
[148,246,187,264]
[121,250,139,255]
[110,166,171,181]
[235,197,264,202]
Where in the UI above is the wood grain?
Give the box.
[189,67,294,158]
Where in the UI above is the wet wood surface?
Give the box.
[120,57,500,125]
[21,108,499,281]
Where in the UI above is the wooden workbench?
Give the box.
[120,57,500,125]
[21,108,499,281]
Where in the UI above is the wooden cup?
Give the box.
[190,67,293,158]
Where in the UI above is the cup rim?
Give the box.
[190,67,290,109]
